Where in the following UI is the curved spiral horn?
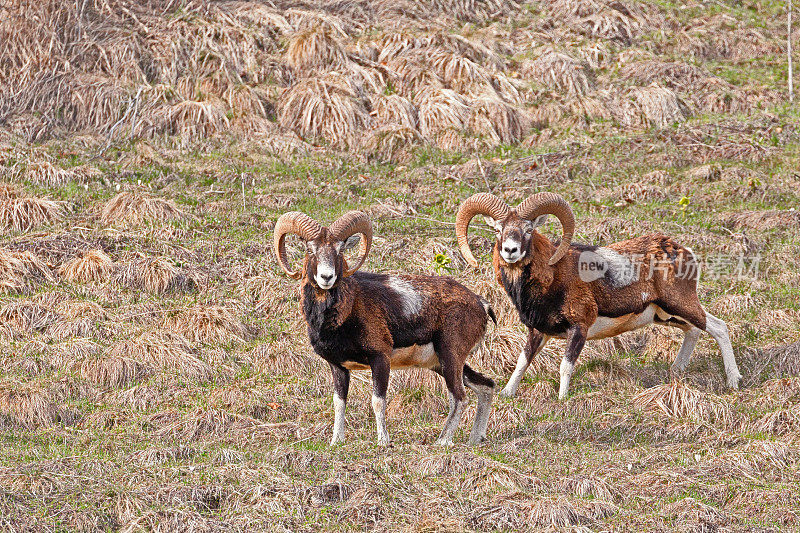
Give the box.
[328,210,372,277]
[273,211,323,279]
[516,192,575,265]
[455,193,511,267]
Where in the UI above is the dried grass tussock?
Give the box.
[104,331,214,384]
[277,77,369,149]
[0,0,774,154]
[525,49,594,97]
[114,257,197,295]
[100,192,183,227]
[362,125,424,164]
[633,381,731,424]
[167,305,248,344]
[469,95,527,145]
[285,26,349,72]
[0,195,63,232]
[0,383,62,429]
[623,86,691,128]
[0,300,58,333]
[58,250,114,284]
[416,87,470,139]
[0,250,54,294]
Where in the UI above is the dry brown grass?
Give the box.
[471,492,616,529]
[622,86,691,128]
[0,250,54,294]
[47,301,111,341]
[167,305,248,345]
[386,52,445,97]
[370,94,418,130]
[0,195,63,232]
[24,160,80,186]
[621,59,709,90]
[468,95,527,146]
[277,76,369,149]
[554,0,653,44]
[0,2,796,530]
[0,382,62,429]
[426,49,491,95]
[0,300,58,333]
[285,26,349,72]
[662,497,729,529]
[58,250,114,284]
[105,330,214,384]
[148,97,232,142]
[415,87,469,139]
[114,257,197,295]
[362,125,424,164]
[719,210,800,231]
[0,183,19,200]
[633,381,731,424]
[100,191,183,227]
[524,49,594,97]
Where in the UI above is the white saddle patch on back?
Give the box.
[388,276,423,317]
[596,247,637,287]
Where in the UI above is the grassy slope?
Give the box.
[2,0,800,531]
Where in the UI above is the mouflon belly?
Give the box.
[585,304,674,340]
[547,304,674,340]
[340,342,438,371]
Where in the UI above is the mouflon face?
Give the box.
[485,213,548,264]
[304,233,360,290]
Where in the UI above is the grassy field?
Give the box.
[1,0,800,531]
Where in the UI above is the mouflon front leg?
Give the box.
[329,362,350,445]
[500,328,548,398]
[559,324,587,400]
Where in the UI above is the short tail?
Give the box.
[479,296,497,326]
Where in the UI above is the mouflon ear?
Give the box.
[530,214,548,229]
[483,216,503,232]
[340,234,361,252]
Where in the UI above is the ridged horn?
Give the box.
[273,211,323,279]
[516,192,575,265]
[329,210,372,277]
[455,193,511,266]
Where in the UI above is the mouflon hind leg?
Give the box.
[703,311,742,389]
[463,364,495,445]
[434,349,467,446]
[662,295,742,390]
[671,326,701,374]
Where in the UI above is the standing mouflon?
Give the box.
[274,210,496,446]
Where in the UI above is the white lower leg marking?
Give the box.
[501,336,548,398]
[330,394,346,445]
[467,383,493,445]
[705,311,742,389]
[436,390,464,446]
[464,374,494,445]
[559,357,575,400]
[371,394,390,445]
[500,350,530,398]
[671,327,701,372]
